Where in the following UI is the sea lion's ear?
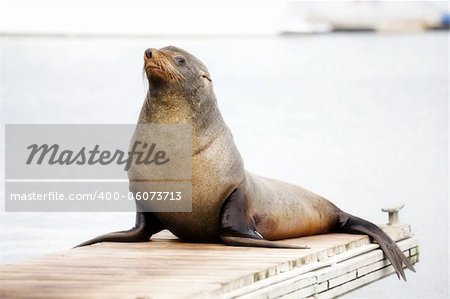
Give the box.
[199,70,212,84]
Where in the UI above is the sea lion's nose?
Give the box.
[145,48,154,59]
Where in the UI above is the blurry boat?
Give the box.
[280,1,450,34]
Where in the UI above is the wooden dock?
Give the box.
[0,225,418,299]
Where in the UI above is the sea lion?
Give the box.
[77,46,415,280]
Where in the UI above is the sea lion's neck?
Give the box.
[138,91,228,153]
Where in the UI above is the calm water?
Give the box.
[0,33,448,298]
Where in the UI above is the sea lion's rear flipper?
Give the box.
[219,187,308,249]
[337,212,416,281]
[74,212,164,247]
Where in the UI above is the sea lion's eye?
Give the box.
[174,56,186,65]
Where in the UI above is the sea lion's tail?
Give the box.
[337,212,416,281]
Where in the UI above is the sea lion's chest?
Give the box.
[154,130,245,241]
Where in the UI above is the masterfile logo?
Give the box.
[4,124,192,212]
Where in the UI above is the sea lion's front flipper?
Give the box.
[74,212,164,247]
[337,212,416,281]
[219,187,308,249]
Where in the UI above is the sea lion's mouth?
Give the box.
[144,63,168,81]
[145,65,163,73]
[145,61,162,71]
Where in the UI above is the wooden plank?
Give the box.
[0,228,419,299]
[221,238,418,299]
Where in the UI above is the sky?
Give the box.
[0,1,283,35]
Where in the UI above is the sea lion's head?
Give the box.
[143,46,212,99]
